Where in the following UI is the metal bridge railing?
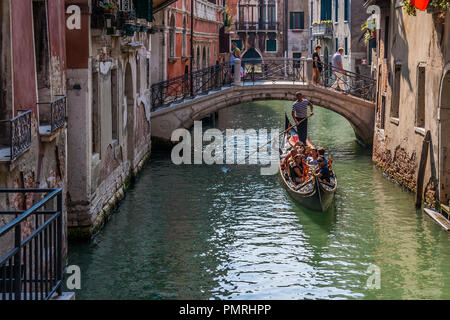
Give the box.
[0,188,63,300]
[150,58,376,111]
[319,62,376,102]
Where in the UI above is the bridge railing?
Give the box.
[151,62,233,111]
[151,58,376,111]
[241,58,306,84]
[319,62,376,102]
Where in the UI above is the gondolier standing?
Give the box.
[292,92,314,144]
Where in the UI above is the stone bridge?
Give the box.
[150,59,376,145]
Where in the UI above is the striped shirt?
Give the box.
[292,99,310,118]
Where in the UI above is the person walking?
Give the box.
[312,45,322,85]
[331,48,346,92]
[292,92,314,144]
[230,42,241,78]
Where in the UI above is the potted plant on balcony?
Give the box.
[104,3,118,15]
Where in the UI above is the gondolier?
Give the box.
[292,92,314,144]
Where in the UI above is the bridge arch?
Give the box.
[151,84,375,145]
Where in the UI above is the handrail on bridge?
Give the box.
[150,58,376,111]
[0,188,63,300]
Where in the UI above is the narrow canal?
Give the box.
[68,101,450,300]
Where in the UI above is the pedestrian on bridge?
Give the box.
[230,42,242,78]
[292,92,314,144]
[312,45,322,85]
[331,48,347,92]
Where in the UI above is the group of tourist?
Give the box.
[312,45,347,93]
[281,140,332,186]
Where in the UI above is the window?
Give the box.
[334,0,338,22]
[344,0,349,21]
[384,16,390,59]
[92,71,100,156]
[344,37,348,55]
[268,0,276,29]
[169,14,176,58]
[266,39,277,52]
[335,38,338,51]
[111,68,119,141]
[135,0,153,22]
[416,65,425,128]
[182,17,187,57]
[293,52,302,68]
[290,12,305,29]
[391,64,401,119]
[120,0,132,11]
[321,0,332,21]
[380,95,386,129]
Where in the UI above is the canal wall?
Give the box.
[371,5,450,209]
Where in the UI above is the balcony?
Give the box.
[0,188,64,300]
[311,22,333,39]
[195,0,217,22]
[0,111,32,163]
[37,95,67,138]
[235,21,279,32]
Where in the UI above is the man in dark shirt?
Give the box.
[316,157,331,183]
[312,45,322,85]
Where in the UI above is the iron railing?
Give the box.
[0,188,63,300]
[235,21,279,31]
[151,62,233,110]
[150,58,376,111]
[241,58,306,84]
[311,23,333,39]
[0,110,32,161]
[319,62,376,101]
[37,95,67,133]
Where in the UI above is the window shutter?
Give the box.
[300,12,304,29]
[290,12,294,29]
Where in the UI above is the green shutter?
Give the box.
[290,12,294,29]
[134,0,153,22]
[266,40,277,51]
[300,12,304,29]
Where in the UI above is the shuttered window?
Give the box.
[266,39,277,52]
[289,12,304,29]
[134,0,153,22]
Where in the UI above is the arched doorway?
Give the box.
[439,69,450,203]
[125,62,135,165]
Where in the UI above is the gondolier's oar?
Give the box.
[221,114,313,173]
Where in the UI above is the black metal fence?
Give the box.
[151,62,233,111]
[0,110,32,161]
[150,58,376,111]
[241,58,305,84]
[0,188,63,300]
[319,63,376,101]
[37,95,67,133]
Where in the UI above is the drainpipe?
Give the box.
[284,0,289,58]
[190,0,195,96]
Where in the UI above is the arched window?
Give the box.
[169,14,176,58]
[182,17,187,57]
[202,47,207,68]
[197,47,201,70]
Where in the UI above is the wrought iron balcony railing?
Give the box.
[311,23,333,39]
[37,95,67,134]
[0,188,63,300]
[0,110,32,162]
[235,21,279,31]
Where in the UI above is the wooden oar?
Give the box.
[222,114,313,172]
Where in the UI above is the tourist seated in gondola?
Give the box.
[317,147,328,167]
[315,157,331,183]
[290,154,305,184]
[306,148,319,166]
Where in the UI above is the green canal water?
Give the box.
[68,101,450,299]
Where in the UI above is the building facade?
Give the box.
[286,0,310,60]
[310,0,368,74]
[160,0,226,80]
[369,0,450,209]
[226,0,287,61]
[0,0,68,250]
[65,0,172,238]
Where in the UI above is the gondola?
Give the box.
[279,117,337,212]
